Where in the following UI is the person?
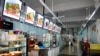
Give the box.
[73,38,76,43]
[68,34,74,52]
[80,38,84,52]
[82,38,90,56]
[38,41,45,48]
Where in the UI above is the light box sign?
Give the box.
[52,24,56,32]
[25,6,36,24]
[57,26,59,33]
[3,0,22,20]
[57,27,61,33]
[43,18,49,29]
[55,25,58,32]
[59,27,61,33]
[37,14,43,27]
[49,21,53,30]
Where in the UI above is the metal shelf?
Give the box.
[0,47,9,51]
[0,45,26,51]
[9,45,26,49]
[0,39,26,42]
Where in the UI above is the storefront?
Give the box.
[0,0,62,56]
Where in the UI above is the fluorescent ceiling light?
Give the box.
[88,10,96,20]
[88,5,100,20]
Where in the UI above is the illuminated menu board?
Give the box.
[37,14,43,27]
[55,25,58,32]
[57,27,61,33]
[25,6,36,24]
[43,18,49,29]
[3,0,22,20]
[59,27,61,33]
[49,21,53,30]
[57,26,59,33]
[52,24,56,31]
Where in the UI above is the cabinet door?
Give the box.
[30,50,39,56]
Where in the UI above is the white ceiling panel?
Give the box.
[24,0,96,28]
[25,0,94,13]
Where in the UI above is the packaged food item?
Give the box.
[34,45,40,49]
[0,32,9,46]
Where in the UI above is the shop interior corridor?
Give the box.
[58,39,81,56]
[0,0,100,56]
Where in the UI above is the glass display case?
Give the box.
[0,30,26,56]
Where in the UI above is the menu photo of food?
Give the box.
[25,6,36,24]
[59,27,62,33]
[56,26,61,33]
[49,22,53,30]
[57,26,60,33]
[52,24,56,31]
[3,0,22,19]
[55,25,58,32]
[37,14,43,27]
[44,18,49,29]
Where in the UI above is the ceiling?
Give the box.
[24,0,99,28]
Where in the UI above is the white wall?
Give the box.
[96,19,100,43]
[88,22,97,43]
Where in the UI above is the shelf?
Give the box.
[9,45,26,49]
[0,51,26,55]
[9,39,26,42]
[0,31,26,56]
[0,47,9,51]
[0,45,26,51]
[0,39,26,42]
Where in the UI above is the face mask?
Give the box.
[31,38,34,40]
[84,40,87,42]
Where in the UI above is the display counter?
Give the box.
[28,47,59,56]
[48,47,59,56]
[0,31,26,56]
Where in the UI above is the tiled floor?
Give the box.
[58,42,82,56]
